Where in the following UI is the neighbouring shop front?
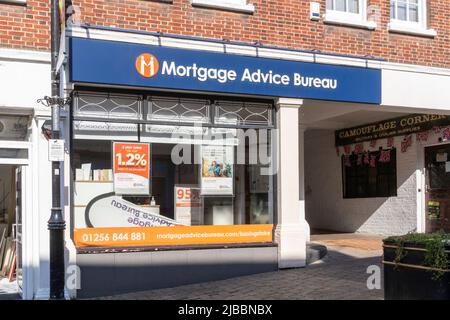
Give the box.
[334,114,450,234]
[66,27,382,298]
[305,111,450,237]
[0,114,32,298]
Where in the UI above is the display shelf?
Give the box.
[74,180,114,206]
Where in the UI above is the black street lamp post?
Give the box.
[37,0,69,300]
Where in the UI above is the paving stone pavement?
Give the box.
[94,242,384,300]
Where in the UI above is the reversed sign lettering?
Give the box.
[84,193,180,228]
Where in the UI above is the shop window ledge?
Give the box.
[76,242,277,254]
[388,22,437,38]
[192,0,255,14]
[324,14,377,30]
[0,0,26,5]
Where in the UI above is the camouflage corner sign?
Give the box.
[335,114,450,146]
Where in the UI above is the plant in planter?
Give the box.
[383,230,450,300]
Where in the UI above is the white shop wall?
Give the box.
[382,67,450,112]
[0,48,53,299]
[0,49,50,110]
[33,117,53,298]
[304,129,418,236]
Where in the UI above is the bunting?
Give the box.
[357,154,363,166]
[354,143,364,154]
[363,153,370,165]
[370,155,377,168]
[379,150,391,163]
[387,137,394,148]
[401,135,412,153]
[344,155,352,167]
[344,145,351,155]
[442,127,450,141]
[416,131,429,142]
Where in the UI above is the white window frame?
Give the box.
[0,0,26,4]
[388,0,436,37]
[191,0,255,14]
[0,141,30,165]
[324,0,376,30]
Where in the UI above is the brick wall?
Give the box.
[1,0,449,67]
[0,0,50,51]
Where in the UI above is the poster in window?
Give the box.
[200,145,234,195]
[174,185,203,226]
[113,142,150,195]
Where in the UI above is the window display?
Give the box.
[72,91,276,248]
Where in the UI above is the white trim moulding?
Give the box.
[0,48,50,63]
[67,26,450,77]
[323,14,377,30]
[388,22,437,38]
[191,0,255,14]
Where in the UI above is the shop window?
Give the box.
[390,0,420,22]
[388,0,436,36]
[325,0,376,29]
[73,92,143,120]
[342,149,397,199]
[214,100,273,127]
[72,92,275,249]
[147,97,211,124]
[326,0,360,13]
[0,115,29,141]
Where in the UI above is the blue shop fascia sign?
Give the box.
[69,37,381,104]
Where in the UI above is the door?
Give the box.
[425,144,450,233]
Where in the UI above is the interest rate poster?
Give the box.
[113,142,150,195]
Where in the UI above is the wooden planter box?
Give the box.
[383,240,450,300]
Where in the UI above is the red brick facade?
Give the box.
[0,0,50,51]
[1,0,449,67]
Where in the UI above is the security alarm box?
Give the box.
[310,2,321,21]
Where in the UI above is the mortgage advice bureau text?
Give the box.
[162,61,338,89]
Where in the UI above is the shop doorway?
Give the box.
[0,115,32,299]
[0,164,24,297]
[425,144,450,233]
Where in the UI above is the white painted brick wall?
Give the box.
[304,129,420,236]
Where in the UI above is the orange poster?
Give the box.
[74,224,273,248]
[174,185,203,226]
[113,142,150,195]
